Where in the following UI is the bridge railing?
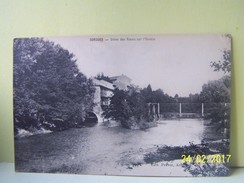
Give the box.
[148,102,230,119]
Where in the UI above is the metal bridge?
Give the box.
[147,102,229,119]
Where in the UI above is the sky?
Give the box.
[47,34,231,97]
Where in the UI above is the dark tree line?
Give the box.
[201,47,231,128]
[14,38,94,134]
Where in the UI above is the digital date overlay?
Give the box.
[181,154,231,164]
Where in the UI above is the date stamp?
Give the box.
[181,154,231,164]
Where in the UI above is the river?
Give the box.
[15,119,213,176]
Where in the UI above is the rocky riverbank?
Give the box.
[121,140,230,176]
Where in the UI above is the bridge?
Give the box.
[147,102,229,120]
[148,102,205,120]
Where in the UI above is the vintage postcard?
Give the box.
[14,34,231,176]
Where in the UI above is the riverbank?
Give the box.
[120,140,230,176]
[117,119,230,176]
[14,119,158,138]
[15,127,52,138]
[121,135,230,176]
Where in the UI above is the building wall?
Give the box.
[93,85,102,115]
[92,79,115,122]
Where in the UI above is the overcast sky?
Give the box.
[47,35,231,97]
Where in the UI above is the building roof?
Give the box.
[109,74,132,82]
[92,78,114,90]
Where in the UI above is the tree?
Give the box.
[14,38,94,133]
[141,84,153,103]
[210,34,231,74]
[203,41,231,103]
[103,88,132,124]
[127,86,149,121]
[199,76,230,126]
[200,43,231,129]
[200,76,230,103]
[103,86,152,129]
[210,50,231,73]
[151,89,165,103]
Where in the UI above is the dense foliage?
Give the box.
[200,76,230,103]
[103,87,149,129]
[103,84,175,129]
[14,38,94,134]
[201,48,231,129]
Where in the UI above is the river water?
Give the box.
[15,119,208,176]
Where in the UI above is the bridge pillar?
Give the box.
[201,103,204,117]
[148,103,151,115]
[157,103,160,118]
[152,104,156,115]
[179,103,182,117]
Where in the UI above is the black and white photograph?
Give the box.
[14,34,231,176]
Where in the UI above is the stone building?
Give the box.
[92,78,114,122]
[90,74,132,123]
